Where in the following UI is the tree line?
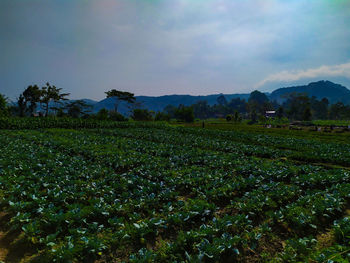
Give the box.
[159,91,350,122]
[1,84,350,122]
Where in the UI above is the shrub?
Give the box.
[155,112,170,121]
[132,109,154,121]
[175,106,194,123]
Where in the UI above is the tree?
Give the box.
[155,111,170,121]
[250,109,257,123]
[105,90,136,113]
[233,111,240,122]
[248,90,270,115]
[303,107,312,121]
[329,102,349,120]
[109,111,127,121]
[0,93,8,116]
[192,100,211,119]
[163,104,177,119]
[283,93,310,121]
[41,83,70,116]
[66,100,92,118]
[227,98,247,113]
[175,105,194,123]
[277,106,284,119]
[217,95,228,106]
[23,85,42,115]
[17,94,26,117]
[310,97,329,120]
[96,108,109,120]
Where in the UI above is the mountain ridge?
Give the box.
[270,80,350,104]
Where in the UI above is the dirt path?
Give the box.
[0,211,10,261]
[0,211,38,263]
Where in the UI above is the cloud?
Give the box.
[256,62,350,88]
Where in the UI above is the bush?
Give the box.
[109,111,127,121]
[226,115,232,122]
[132,109,154,121]
[155,112,170,121]
[175,106,194,123]
[96,109,109,120]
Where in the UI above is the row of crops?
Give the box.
[0,117,168,130]
[1,124,350,262]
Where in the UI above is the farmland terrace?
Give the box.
[1,122,350,262]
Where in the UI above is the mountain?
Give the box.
[93,94,250,115]
[269,80,350,104]
[94,81,350,114]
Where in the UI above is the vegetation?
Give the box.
[0,93,8,117]
[105,90,136,113]
[1,123,350,262]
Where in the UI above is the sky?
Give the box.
[1,0,350,101]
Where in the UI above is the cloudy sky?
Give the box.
[1,0,350,100]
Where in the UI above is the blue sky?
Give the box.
[1,0,350,100]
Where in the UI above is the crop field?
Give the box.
[1,123,350,262]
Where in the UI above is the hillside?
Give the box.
[270,80,350,104]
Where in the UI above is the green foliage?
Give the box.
[105,89,136,113]
[109,110,127,121]
[96,108,109,120]
[175,105,194,122]
[0,123,350,262]
[0,93,8,117]
[22,85,42,115]
[303,107,312,121]
[155,111,170,121]
[41,82,70,116]
[132,109,154,121]
[66,100,92,118]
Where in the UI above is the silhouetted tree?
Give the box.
[0,94,8,116]
[250,109,257,123]
[155,111,170,121]
[17,94,26,117]
[310,96,329,120]
[227,98,247,113]
[233,110,240,122]
[41,83,70,116]
[276,106,284,119]
[175,105,194,122]
[303,107,312,121]
[329,102,350,120]
[217,95,228,106]
[248,90,270,115]
[66,100,92,118]
[283,93,310,120]
[23,85,41,115]
[193,100,211,119]
[163,104,177,118]
[96,108,109,120]
[132,109,154,121]
[105,90,136,113]
[109,111,127,121]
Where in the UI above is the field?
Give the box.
[1,122,350,262]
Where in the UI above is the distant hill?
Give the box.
[269,80,350,104]
[93,94,250,115]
